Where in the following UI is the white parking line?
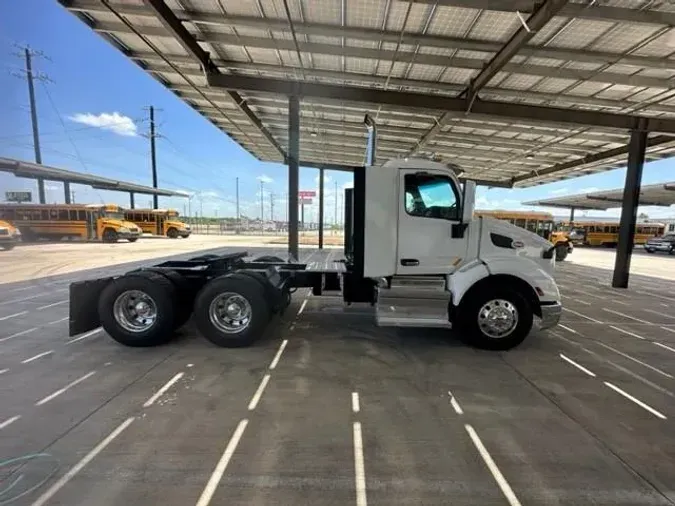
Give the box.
[0,311,28,321]
[352,392,360,413]
[562,295,590,306]
[572,289,604,300]
[596,342,673,378]
[0,415,21,430]
[48,316,69,325]
[247,374,271,411]
[465,424,521,506]
[66,328,102,344]
[195,419,249,506]
[143,372,185,408]
[29,417,135,506]
[268,339,288,370]
[0,368,8,375]
[611,299,629,306]
[448,391,464,415]
[35,299,68,311]
[558,324,578,334]
[0,288,68,306]
[560,353,596,377]
[603,382,667,420]
[654,342,675,354]
[35,371,96,406]
[0,327,37,343]
[353,421,368,506]
[636,290,675,302]
[21,350,54,364]
[602,308,651,325]
[642,308,675,320]
[297,299,307,315]
[661,326,675,334]
[610,326,645,340]
[562,308,602,323]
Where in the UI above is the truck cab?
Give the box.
[358,159,561,349]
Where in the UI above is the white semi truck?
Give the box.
[68,159,561,350]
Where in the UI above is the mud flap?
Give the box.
[69,277,114,336]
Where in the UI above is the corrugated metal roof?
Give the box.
[58,0,675,187]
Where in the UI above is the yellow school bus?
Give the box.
[558,221,664,247]
[124,208,191,238]
[475,210,573,261]
[0,219,21,250]
[0,203,142,243]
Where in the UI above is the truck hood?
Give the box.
[479,217,555,273]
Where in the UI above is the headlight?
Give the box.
[14,229,21,236]
[119,227,130,233]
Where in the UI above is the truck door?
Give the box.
[396,170,467,275]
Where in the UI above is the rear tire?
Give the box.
[456,288,533,350]
[98,273,176,347]
[1,243,15,251]
[132,269,195,330]
[128,237,138,243]
[167,228,178,239]
[646,248,655,253]
[193,275,270,347]
[102,228,118,243]
[555,244,568,262]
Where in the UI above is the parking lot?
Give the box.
[2,247,675,505]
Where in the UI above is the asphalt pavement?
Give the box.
[2,248,675,505]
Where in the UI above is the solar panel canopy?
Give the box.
[524,181,675,210]
[59,0,675,187]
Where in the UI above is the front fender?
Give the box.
[483,257,560,303]
[447,260,490,306]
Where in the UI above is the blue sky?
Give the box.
[2,0,674,222]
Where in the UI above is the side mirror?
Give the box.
[462,180,476,223]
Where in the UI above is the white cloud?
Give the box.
[550,188,569,195]
[342,182,353,190]
[256,175,274,184]
[579,187,600,194]
[45,182,61,191]
[68,112,138,137]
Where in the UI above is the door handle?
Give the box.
[401,258,419,266]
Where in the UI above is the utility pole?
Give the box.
[334,180,338,228]
[260,180,264,233]
[23,47,45,204]
[149,106,158,209]
[270,192,275,222]
[236,177,240,234]
[70,190,76,204]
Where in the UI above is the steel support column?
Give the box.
[569,207,575,223]
[130,192,135,209]
[64,181,71,204]
[612,129,648,289]
[288,95,300,261]
[318,167,325,249]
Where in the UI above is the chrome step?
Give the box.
[376,276,451,328]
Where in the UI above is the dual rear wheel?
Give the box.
[98,270,280,348]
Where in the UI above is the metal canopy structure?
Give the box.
[524,181,675,211]
[59,0,675,188]
[0,157,186,201]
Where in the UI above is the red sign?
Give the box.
[298,190,316,198]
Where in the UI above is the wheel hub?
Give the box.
[113,290,158,333]
[209,292,252,334]
[478,299,518,339]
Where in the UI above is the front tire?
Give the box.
[456,288,533,350]
[1,243,15,251]
[555,244,568,262]
[98,273,176,346]
[646,248,655,253]
[128,237,138,243]
[102,229,118,243]
[167,228,178,239]
[193,275,270,347]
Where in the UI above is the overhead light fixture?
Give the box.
[525,153,535,159]
[310,131,318,137]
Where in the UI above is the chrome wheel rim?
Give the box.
[209,292,252,334]
[478,299,518,338]
[113,290,158,333]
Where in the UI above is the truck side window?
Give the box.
[404,174,459,220]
